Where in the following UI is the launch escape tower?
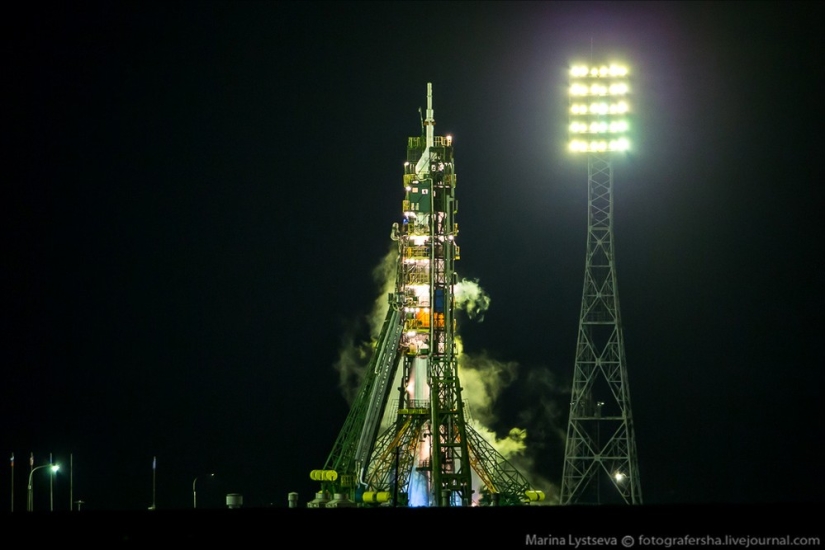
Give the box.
[310,84,543,508]
[560,64,642,504]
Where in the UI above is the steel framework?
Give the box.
[310,84,541,507]
[560,64,642,505]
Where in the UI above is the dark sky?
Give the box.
[3,1,822,511]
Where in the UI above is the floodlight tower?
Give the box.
[560,64,642,505]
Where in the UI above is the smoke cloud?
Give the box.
[458,349,563,503]
[457,348,518,427]
[332,329,370,405]
[331,246,565,502]
[455,278,491,321]
[333,246,397,404]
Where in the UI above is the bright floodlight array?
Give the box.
[568,64,630,153]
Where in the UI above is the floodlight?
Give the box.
[609,83,627,95]
[568,64,631,153]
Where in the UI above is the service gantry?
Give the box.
[309,83,543,508]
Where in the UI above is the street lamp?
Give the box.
[193,473,215,509]
[27,463,59,512]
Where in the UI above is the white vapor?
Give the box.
[455,278,491,321]
[331,248,564,503]
[333,246,397,404]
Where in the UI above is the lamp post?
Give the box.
[193,473,215,509]
[27,463,59,512]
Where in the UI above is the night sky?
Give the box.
[3,1,822,512]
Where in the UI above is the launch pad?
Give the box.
[308,84,543,507]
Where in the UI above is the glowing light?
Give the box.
[614,472,626,483]
[570,65,589,77]
[609,121,628,133]
[570,84,588,96]
[408,470,429,507]
[589,84,607,95]
[588,103,608,115]
[572,65,628,80]
[568,64,632,153]
[609,83,628,95]
[609,101,629,114]
[570,139,631,153]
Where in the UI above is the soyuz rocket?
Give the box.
[391,83,472,506]
[310,84,539,507]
